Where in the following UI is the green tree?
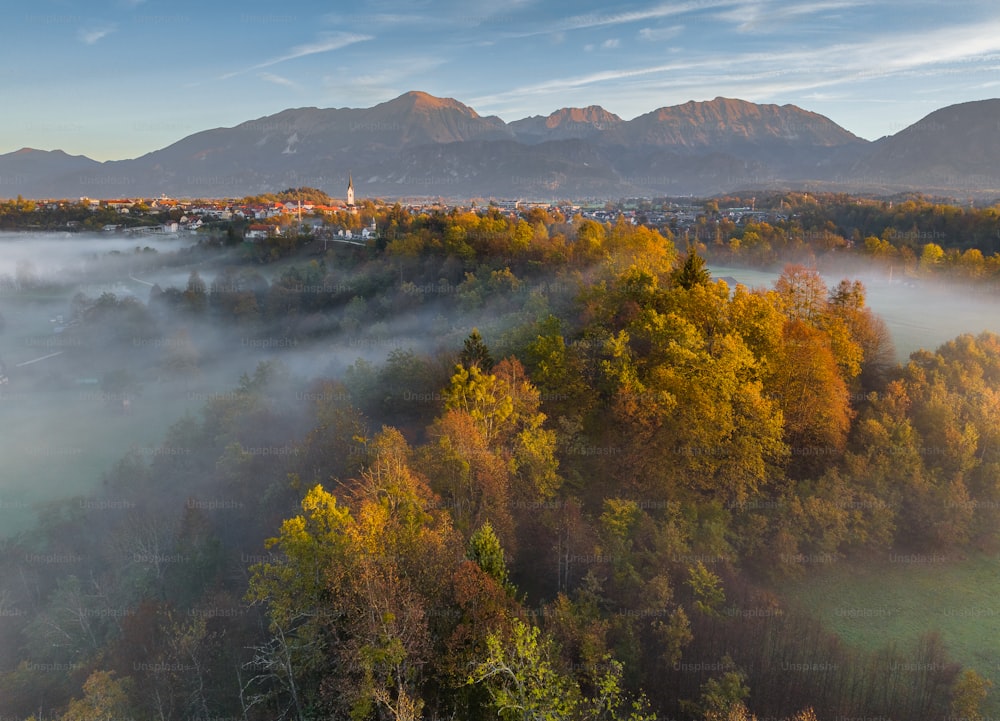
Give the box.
[523,318,593,419]
[443,364,515,445]
[442,359,560,502]
[469,619,580,721]
[248,428,462,721]
[245,484,353,720]
[468,619,654,721]
[673,248,711,290]
[687,562,725,616]
[468,521,514,593]
[680,656,749,721]
[461,328,495,371]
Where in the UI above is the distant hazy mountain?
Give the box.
[509,106,623,143]
[601,96,869,186]
[94,91,514,198]
[0,148,103,199]
[2,92,999,199]
[361,91,511,146]
[607,97,862,149]
[847,99,1000,193]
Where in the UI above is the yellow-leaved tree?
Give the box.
[423,358,561,553]
[247,427,461,721]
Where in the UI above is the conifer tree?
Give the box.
[674,248,711,290]
[460,328,495,371]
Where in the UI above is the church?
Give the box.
[346,173,356,212]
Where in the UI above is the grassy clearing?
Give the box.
[779,552,1000,712]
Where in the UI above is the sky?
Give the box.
[3,0,1000,161]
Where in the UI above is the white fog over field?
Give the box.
[710,264,1000,361]
[2,233,1000,538]
[0,232,469,534]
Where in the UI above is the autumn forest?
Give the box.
[3,194,1000,721]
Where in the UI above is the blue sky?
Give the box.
[4,0,1000,160]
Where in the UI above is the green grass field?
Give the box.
[780,552,1000,712]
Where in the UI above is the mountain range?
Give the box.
[3,91,1000,200]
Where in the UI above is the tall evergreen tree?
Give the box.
[674,248,711,289]
[460,328,495,371]
[467,521,513,593]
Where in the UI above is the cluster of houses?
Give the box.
[30,186,796,244]
[720,207,788,224]
[46,187,366,239]
[53,195,357,218]
[244,216,377,242]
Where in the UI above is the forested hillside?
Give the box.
[0,206,996,720]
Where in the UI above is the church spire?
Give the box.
[346,172,355,207]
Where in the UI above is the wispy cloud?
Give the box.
[586,38,622,51]
[78,25,116,45]
[256,32,373,69]
[784,0,867,14]
[503,0,746,38]
[484,0,736,39]
[328,12,432,26]
[445,0,540,27]
[560,0,738,32]
[876,22,1000,72]
[638,25,683,41]
[222,32,373,79]
[329,2,537,30]
[474,16,1000,118]
[716,0,868,33]
[258,72,302,91]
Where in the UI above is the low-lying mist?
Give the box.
[710,261,1000,360]
[4,232,999,540]
[0,231,547,534]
